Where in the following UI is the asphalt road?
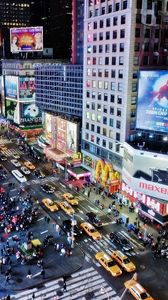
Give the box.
[0,140,167,300]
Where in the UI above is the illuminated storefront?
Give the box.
[122,143,168,226]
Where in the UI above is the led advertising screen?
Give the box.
[19,77,35,100]
[136,71,168,133]
[5,100,20,124]
[56,118,67,152]
[5,76,18,100]
[10,27,43,53]
[20,103,42,125]
[67,122,77,154]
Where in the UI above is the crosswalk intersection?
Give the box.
[11,267,120,300]
[1,148,23,157]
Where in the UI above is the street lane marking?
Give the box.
[37,217,44,222]
[40,230,48,235]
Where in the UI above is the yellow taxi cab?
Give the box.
[111,250,136,272]
[59,201,75,215]
[42,198,59,212]
[80,222,102,240]
[63,193,79,206]
[124,276,154,300]
[24,161,36,170]
[95,251,122,277]
[0,145,7,151]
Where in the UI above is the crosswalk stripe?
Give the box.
[11,266,117,300]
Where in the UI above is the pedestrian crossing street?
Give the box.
[1,148,23,157]
[25,175,59,186]
[11,267,120,300]
[0,138,11,144]
[79,231,138,262]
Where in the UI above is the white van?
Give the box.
[11,169,27,183]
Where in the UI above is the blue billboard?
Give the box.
[136,71,168,133]
[5,76,18,100]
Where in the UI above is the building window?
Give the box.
[110,107,114,115]
[103,117,107,125]
[97,126,100,134]
[92,79,96,87]
[87,68,91,76]
[111,82,115,91]
[99,45,103,53]
[106,31,110,40]
[86,122,89,130]
[105,44,110,53]
[105,69,109,77]
[113,31,117,39]
[104,81,109,89]
[117,96,122,104]
[145,29,150,38]
[96,137,100,145]
[109,141,113,150]
[120,43,124,52]
[98,81,103,88]
[118,82,123,92]
[112,44,117,52]
[106,18,110,27]
[123,1,127,9]
[113,17,118,26]
[136,14,141,24]
[91,135,95,142]
[87,57,91,65]
[102,139,106,147]
[143,56,149,65]
[118,70,123,78]
[93,45,97,53]
[100,20,104,28]
[93,21,97,29]
[97,115,101,122]
[121,15,126,24]
[116,132,120,141]
[115,2,120,11]
[120,29,125,38]
[101,7,105,15]
[98,69,102,77]
[97,104,101,111]
[99,32,103,40]
[110,94,115,103]
[104,93,108,101]
[119,56,124,65]
[131,96,136,105]
[98,57,103,65]
[86,91,90,98]
[117,108,121,116]
[155,29,160,38]
[105,57,109,65]
[109,118,114,127]
[98,92,102,100]
[134,43,140,51]
[147,0,152,9]
[112,57,116,65]
[116,120,121,129]
[93,33,97,41]
[111,70,115,78]
[146,14,152,24]
[91,113,95,121]
[108,5,112,13]
[103,105,108,113]
[92,69,96,76]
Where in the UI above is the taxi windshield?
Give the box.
[49,202,54,206]
[141,292,149,299]
[90,228,95,233]
[123,258,130,264]
[107,260,116,267]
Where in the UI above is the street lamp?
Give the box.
[71,215,77,249]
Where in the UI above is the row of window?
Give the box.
[87,43,125,54]
[88,29,125,42]
[85,130,121,144]
[86,91,123,104]
[87,68,124,79]
[85,111,122,124]
[87,56,124,66]
[88,15,126,31]
[88,1,128,17]
[86,103,122,116]
[86,79,125,92]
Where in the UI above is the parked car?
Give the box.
[0,154,7,161]
[86,212,103,227]
[95,251,122,277]
[42,198,59,212]
[62,219,82,237]
[24,161,36,170]
[11,169,27,183]
[80,222,102,240]
[124,276,154,300]
[59,201,75,215]
[12,153,20,159]
[40,183,55,194]
[109,232,134,252]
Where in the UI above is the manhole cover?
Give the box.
[16,278,23,283]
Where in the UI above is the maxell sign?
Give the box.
[122,168,168,201]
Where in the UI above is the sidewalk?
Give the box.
[0,234,85,293]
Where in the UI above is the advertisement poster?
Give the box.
[20,103,42,125]
[67,121,77,154]
[5,76,18,100]
[10,27,43,53]
[5,100,20,124]
[136,71,168,133]
[19,77,35,100]
[56,117,67,152]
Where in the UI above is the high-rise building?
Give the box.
[82,0,168,226]
[72,0,84,64]
[0,0,35,58]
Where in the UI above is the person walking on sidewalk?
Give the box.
[26,269,32,279]
[62,282,67,293]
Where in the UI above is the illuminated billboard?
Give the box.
[67,122,77,154]
[56,118,67,152]
[136,71,168,133]
[5,76,18,100]
[19,77,35,100]
[10,27,43,53]
[5,100,20,124]
[20,103,42,125]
